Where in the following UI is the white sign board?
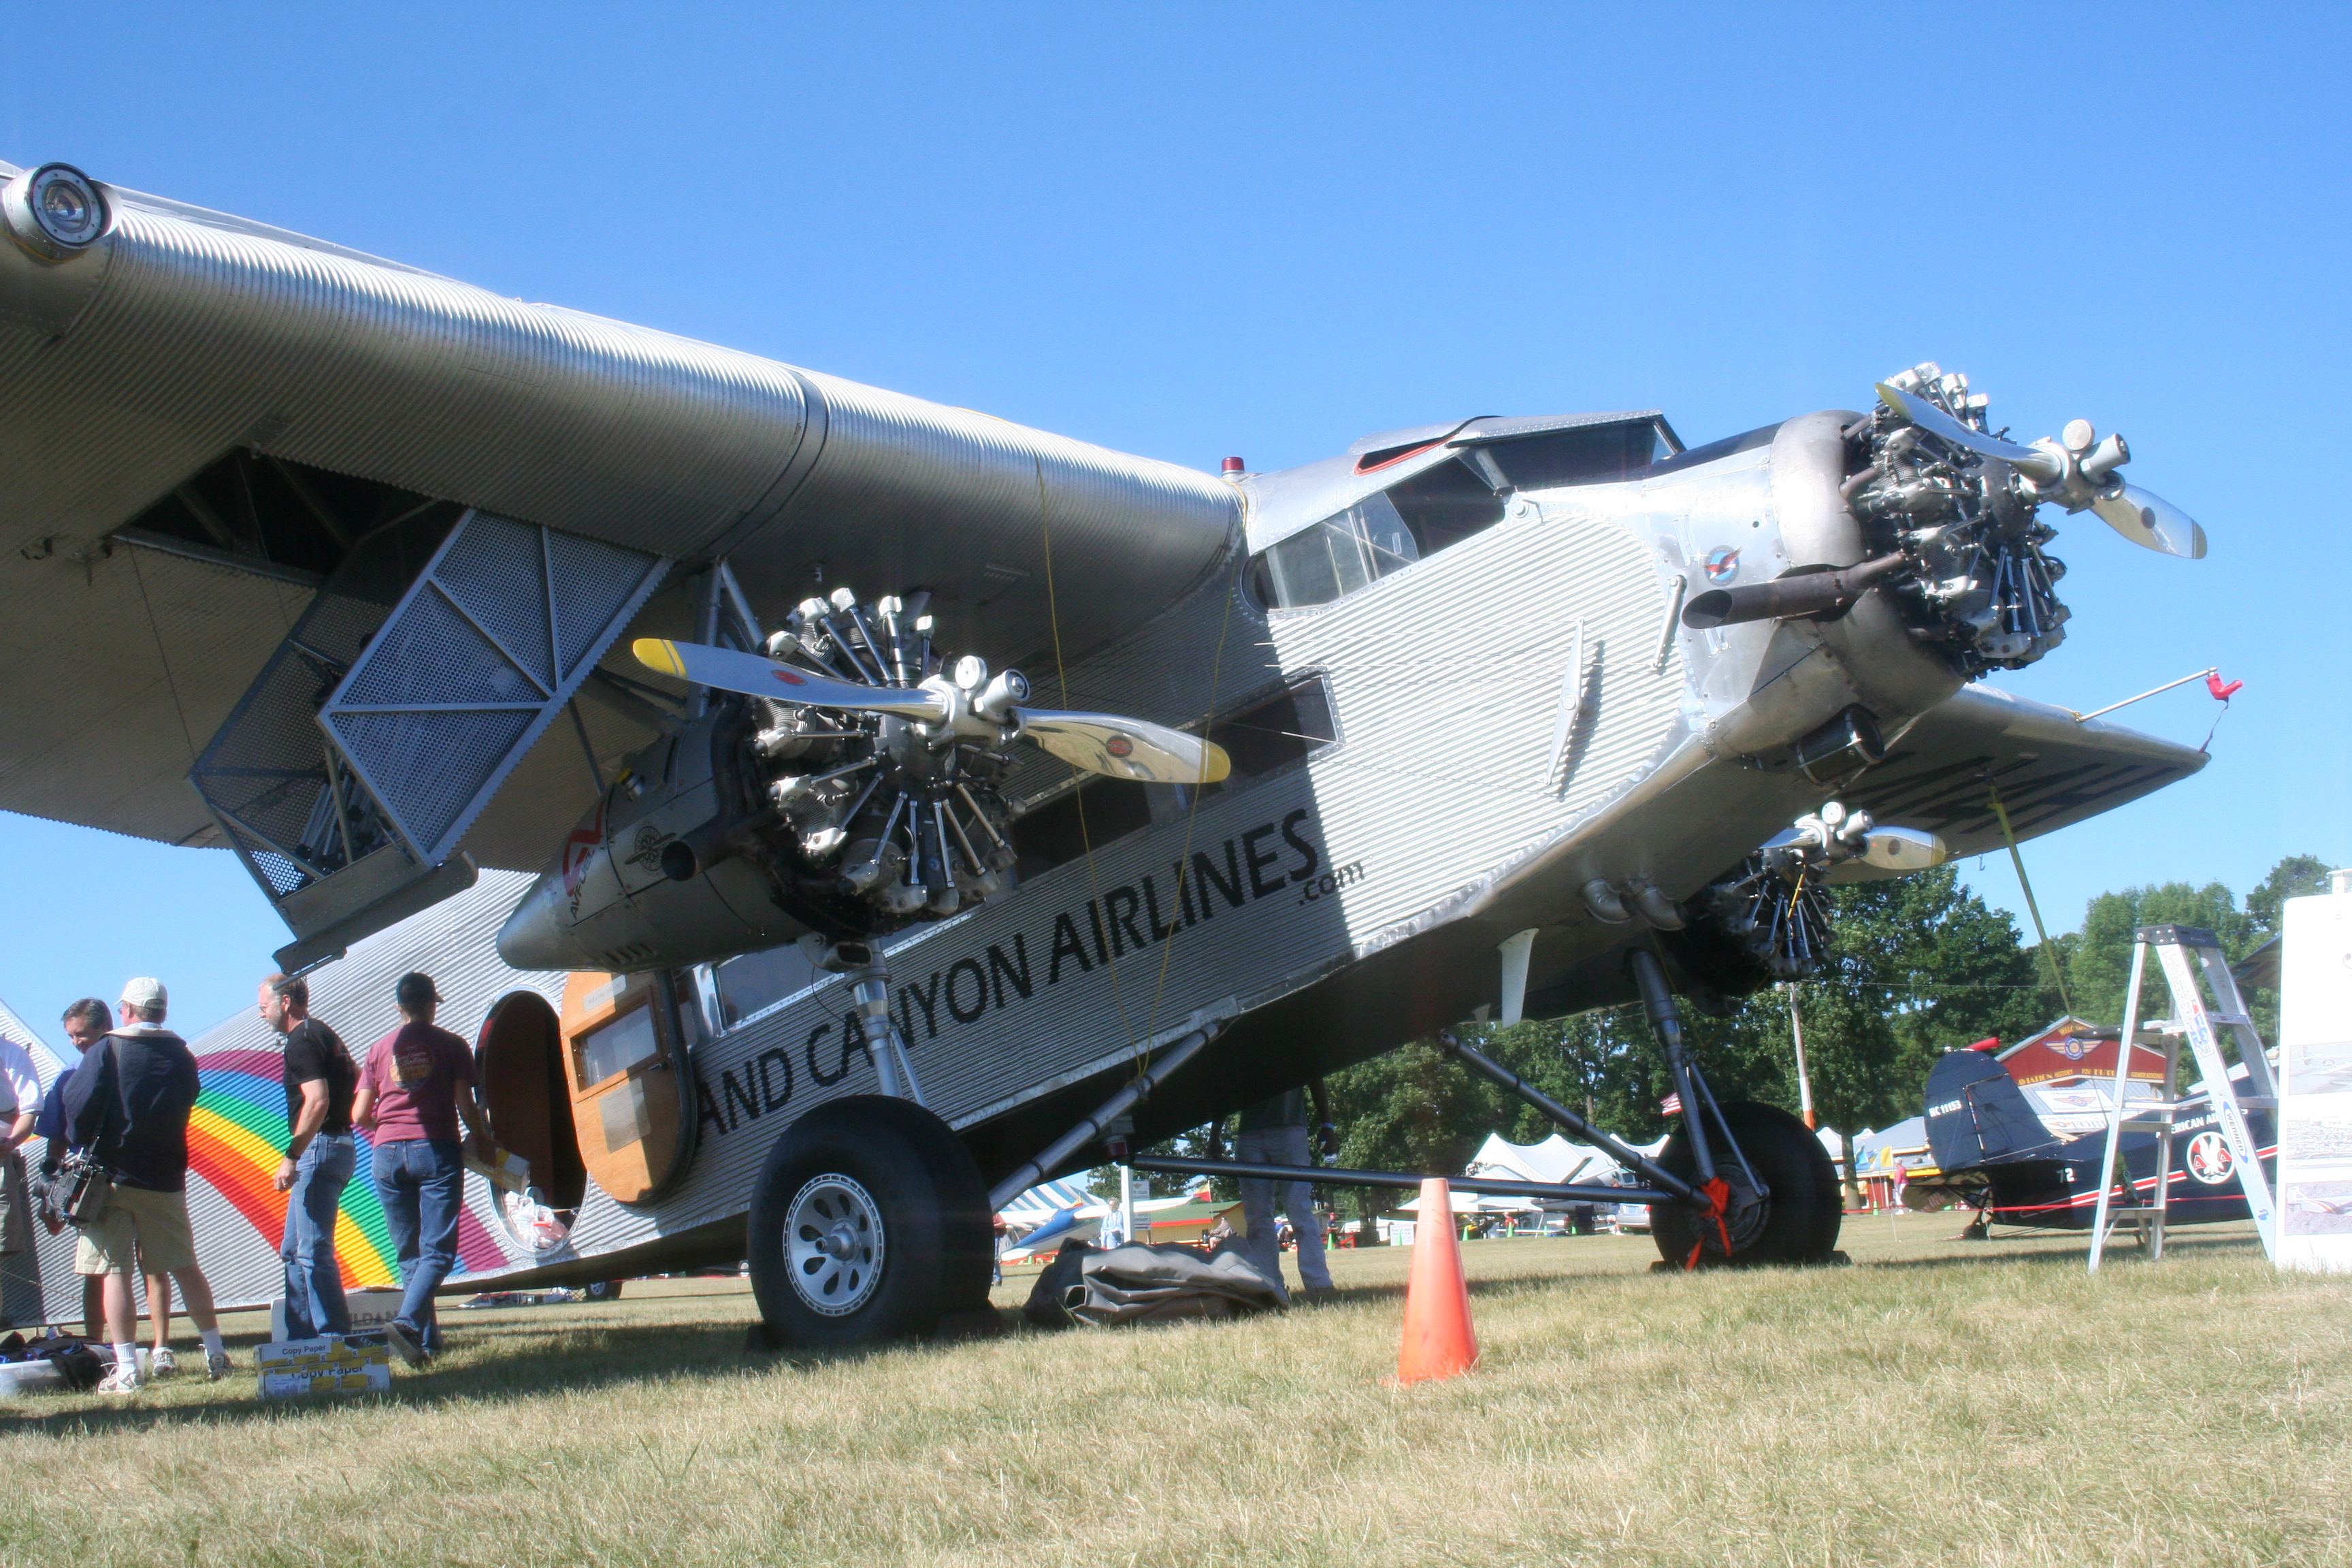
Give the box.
[2274,883,2352,1273]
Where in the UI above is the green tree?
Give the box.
[2248,854,2332,938]
[2234,853,2325,1041]
[2067,881,2253,1027]
[1318,865,2046,1200]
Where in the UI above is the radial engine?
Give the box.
[499,588,1220,973]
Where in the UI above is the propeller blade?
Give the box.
[1016,708,1232,784]
[2089,483,2208,559]
[631,638,947,720]
[1860,826,1948,872]
[1874,382,2061,479]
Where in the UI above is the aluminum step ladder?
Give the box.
[2088,924,2278,1270]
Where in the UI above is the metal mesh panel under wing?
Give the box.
[320,508,668,866]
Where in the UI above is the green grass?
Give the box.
[5,1214,2349,1567]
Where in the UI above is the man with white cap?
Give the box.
[61,977,233,1391]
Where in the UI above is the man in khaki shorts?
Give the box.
[62,977,233,1392]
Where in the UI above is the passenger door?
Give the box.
[558,970,699,1204]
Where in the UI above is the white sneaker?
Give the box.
[150,1347,178,1379]
[204,1348,233,1382]
[96,1363,143,1394]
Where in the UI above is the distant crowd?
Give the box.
[7,969,495,1392]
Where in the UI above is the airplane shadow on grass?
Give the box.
[15,1316,773,1437]
[1848,1227,2268,1274]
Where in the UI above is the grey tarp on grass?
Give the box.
[1026,1242,1288,1327]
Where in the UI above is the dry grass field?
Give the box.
[5,1213,2349,1567]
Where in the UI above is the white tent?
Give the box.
[1399,1188,1504,1214]
[1463,1129,1669,1193]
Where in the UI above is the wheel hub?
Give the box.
[1710,1166,1770,1255]
[784,1174,886,1316]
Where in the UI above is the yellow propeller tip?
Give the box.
[632,638,686,679]
[1198,742,1232,785]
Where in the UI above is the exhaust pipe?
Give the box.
[1681,553,1908,631]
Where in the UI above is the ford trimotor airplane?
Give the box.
[0,161,2210,1343]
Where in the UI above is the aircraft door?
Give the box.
[475,991,587,1211]
[558,970,701,1205]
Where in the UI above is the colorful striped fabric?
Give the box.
[193,1049,510,1285]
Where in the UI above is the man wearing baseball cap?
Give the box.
[61,977,233,1391]
[353,970,493,1367]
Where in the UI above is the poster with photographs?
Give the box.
[2275,883,2352,1271]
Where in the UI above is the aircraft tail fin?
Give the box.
[1925,1049,2063,1171]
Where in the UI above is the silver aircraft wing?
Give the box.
[0,160,1238,864]
[1835,683,2210,873]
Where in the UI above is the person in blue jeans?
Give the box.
[262,973,361,1339]
[351,972,493,1367]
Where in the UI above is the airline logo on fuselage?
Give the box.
[694,806,1354,1141]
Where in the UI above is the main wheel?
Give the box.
[747,1096,994,1347]
[1651,1100,1840,1268]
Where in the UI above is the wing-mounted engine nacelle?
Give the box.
[499,589,1028,973]
[1641,802,1949,1006]
[1759,800,1945,877]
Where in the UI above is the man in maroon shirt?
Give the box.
[353,972,491,1367]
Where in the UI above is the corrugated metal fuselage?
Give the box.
[455,419,2027,1285]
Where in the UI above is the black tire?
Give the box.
[1651,1100,1841,1268]
[585,1279,625,1301]
[746,1096,994,1348]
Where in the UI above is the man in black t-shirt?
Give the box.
[261,973,359,1338]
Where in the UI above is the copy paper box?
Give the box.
[260,1363,392,1398]
[255,1333,391,1371]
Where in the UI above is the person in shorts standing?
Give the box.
[353,972,491,1367]
[261,973,359,1339]
[62,977,233,1392]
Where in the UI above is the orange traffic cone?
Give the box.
[1393,1177,1477,1384]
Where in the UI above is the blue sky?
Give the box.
[3,3,2345,1039]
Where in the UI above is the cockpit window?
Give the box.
[1254,489,1421,608]
[1251,416,1673,610]
[1252,455,1503,608]
[1469,421,1666,491]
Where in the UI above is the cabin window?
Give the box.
[574,1002,660,1091]
[709,942,822,1028]
[1203,675,1335,790]
[1384,455,1506,554]
[1009,777,1153,881]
